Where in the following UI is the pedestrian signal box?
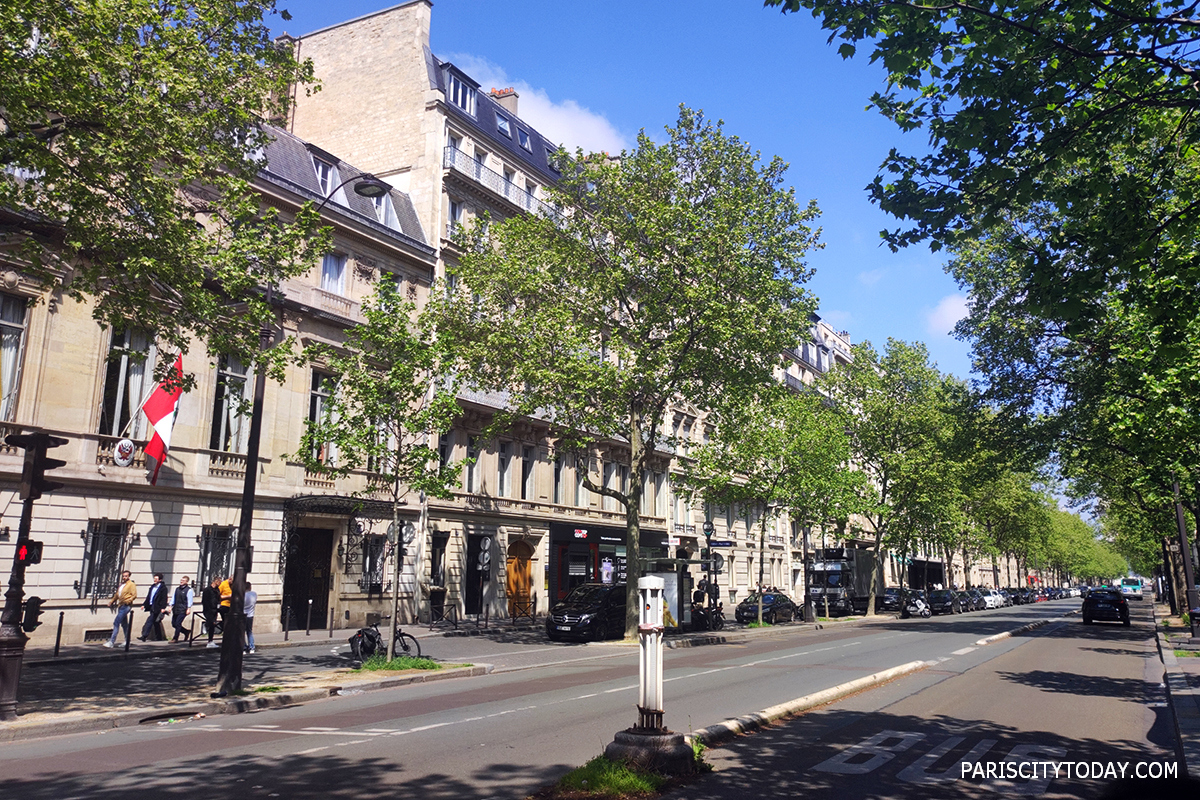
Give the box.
[15,540,43,565]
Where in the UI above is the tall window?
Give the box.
[447,199,463,237]
[430,535,448,587]
[473,149,488,182]
[447,73,476,114]
[496,113,511,137]
[209,355,251,453]
[465,435,479,492]
[574,457,589,507]
[79,520,129,599]
[321,253,346,295]
[553,455,563,505]
[0,293,26,421]
[655,472,667,517]
[438,432,452,469]
[373,194,397,228]
[518,129,532,152]
[497,441,512,497]
[99,327,158,438]
[312,156,341,198]
[360,534,387,593]
[521,446,535,500]
[197,525,236,589]
[309,371,337,464]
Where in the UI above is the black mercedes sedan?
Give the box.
[735,592,796,624]
[1081,588,1130,626]
[927,589,963,615]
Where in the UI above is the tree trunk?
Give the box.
[757,507,768,624]
[624,408,646,639]
[867,523,884,617]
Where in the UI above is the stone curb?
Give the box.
[686,659,929,748]
[0,663,492,743]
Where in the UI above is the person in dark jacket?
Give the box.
[201,577,222,648]
[138,573,169,641]
[169,575,195,643]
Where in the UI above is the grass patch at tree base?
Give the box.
[353,654,448,671]
[1175,649,1200,658]
[745,621,769,628]
[531,741,713,799]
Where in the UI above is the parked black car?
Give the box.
[546,583,626,641]
[1081,588,1130,626]
[735,592,797,624]
[957,590,983,612]
[876,587,906,614]
[927,589,963,615]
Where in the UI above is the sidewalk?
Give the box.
[1156,601,1200,777]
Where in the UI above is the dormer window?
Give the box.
[447,73,476,115]
[496,113,511,137]
[312,157,335,195]
[373,194,398,229]
[518,129,532,151]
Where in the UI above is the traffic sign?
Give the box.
[709,540,734,548]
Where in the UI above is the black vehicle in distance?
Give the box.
[546,582,627,641]
[927,589,963,615]
[734,592,797,624]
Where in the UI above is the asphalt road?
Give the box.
[670,599,1182,799]
[5,599,1164,800]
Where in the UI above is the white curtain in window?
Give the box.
[125,330,155,439]
[0,295,25,421]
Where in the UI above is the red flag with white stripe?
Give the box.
[142,354,183,485]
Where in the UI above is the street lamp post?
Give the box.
[214,172,393,694]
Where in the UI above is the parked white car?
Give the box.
[981,589,1004,609]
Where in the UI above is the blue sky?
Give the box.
[273,0,973,379]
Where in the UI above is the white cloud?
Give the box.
[857,268,885,287]
[442,53,630,154]
[817,308,853,330]
[926,294,969,336]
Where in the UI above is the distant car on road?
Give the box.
[735,592,797,624]
[1082,588,1131,626]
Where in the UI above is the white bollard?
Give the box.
[637,576,664,731]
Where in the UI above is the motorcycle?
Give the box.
[348,623,384,661]
[690,602,726,632]
[901,595,932,619]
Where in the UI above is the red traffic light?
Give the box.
[15,540,43,565]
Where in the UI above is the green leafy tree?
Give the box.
[297,280,461,656]
[821,339,949,614]
[681,386,867,623]
[430,107,822,636]
[0,0,324,379]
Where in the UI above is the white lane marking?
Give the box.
[301,726,338,731]
[410,722,453,732]
[295,745,331,755]
[246,724,280,729]
[574,693,598,699]
[951,647,977,656]
[604,684,638,693]
[365,728,399,733]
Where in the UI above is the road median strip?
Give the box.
[687,659,928,748]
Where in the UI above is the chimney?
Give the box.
[490,87,519,117]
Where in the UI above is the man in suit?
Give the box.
[138,572,168,641]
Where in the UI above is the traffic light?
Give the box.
[21,596,44,632]
[700,548,711,570]
[6,432,69,500]
[15,540,42,565]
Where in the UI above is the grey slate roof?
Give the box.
[434,58,562,185]
[258,124,430,252]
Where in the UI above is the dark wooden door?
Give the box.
[282,527,334,628]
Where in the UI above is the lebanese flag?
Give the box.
[142,354,183,485]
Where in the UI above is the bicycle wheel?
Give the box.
[394,630,422,658]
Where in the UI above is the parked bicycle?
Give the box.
[348,618,422,662]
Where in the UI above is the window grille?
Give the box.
[79,520,129,599]
[197,526,236,589]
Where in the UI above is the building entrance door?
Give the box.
[282,527,334,629]
[506,540,534,616]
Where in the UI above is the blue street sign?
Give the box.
[709,540,735,548]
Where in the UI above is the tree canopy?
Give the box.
[429,106,822,635]
[1,0,323,378]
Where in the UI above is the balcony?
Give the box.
[208,451,247,479]
[313,287,356,320]
[443,147,549,216]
